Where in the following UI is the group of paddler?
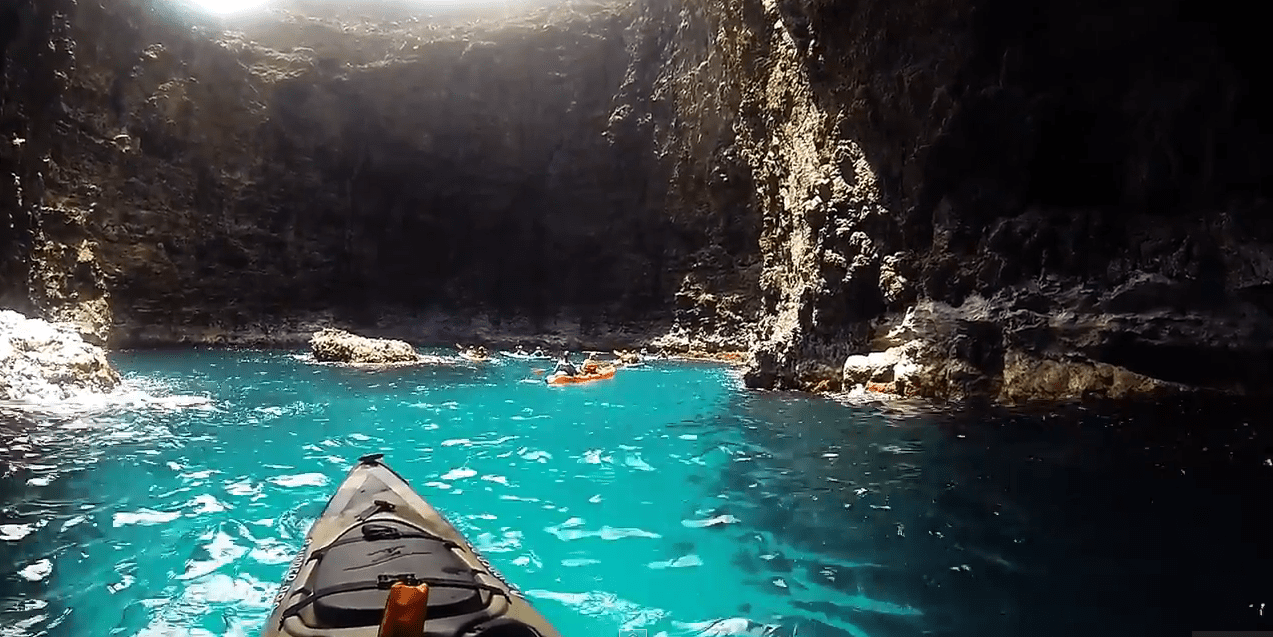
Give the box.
[452,344,650,384]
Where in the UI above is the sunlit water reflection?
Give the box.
[2,349,1271,636]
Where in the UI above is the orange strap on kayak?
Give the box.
[378,582,429,637]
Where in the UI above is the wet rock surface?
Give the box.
[309,328,422,364]
[0,310,121,402]
[2,0,1270,401]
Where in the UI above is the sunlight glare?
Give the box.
[179,0,546,20]
[186,0,271,15]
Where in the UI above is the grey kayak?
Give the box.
[261,454,561,637]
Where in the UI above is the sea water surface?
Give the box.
[1,350,1272,637]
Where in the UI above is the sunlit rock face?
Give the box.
[730,0,1273,399]
[0,310,121,403]
[2,0,1271,400]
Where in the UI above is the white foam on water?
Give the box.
[525,589,668,628]
[545,520,662,541]
[17,559,52,581]
[0,610,50,636]
[498,494,539,502]
[107,573,136,594]
[248,539,294,565]
[681,514,740,528]
[624,455,655,471]
[113,509,181,527]
[647,555,704,570]
[187,494,227,515]
[267,473,328,488]
[677,618,785,637]
[59,515,87,533]
[441,467,477,480]
[1,374,215,420]
[0,598,48,613]
[224,479,260,497]
[472,530,523,553]
[518,448,552,463]
[581,449,613,465]
[178,529,247,581]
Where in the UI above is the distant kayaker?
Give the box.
[554,351,578,377]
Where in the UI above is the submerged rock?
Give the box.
[309,328,422,364]
[0,310,122,402]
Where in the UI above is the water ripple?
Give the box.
[3,351,1270,637]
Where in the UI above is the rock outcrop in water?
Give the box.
[0,310,121,402]
[1,0,1270,401]
[309,328,422,365]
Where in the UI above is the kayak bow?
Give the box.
[262,454,560,637]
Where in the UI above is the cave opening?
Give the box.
[1097,336,1273,389]
[1024,107,1125,209]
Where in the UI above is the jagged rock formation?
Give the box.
[309,327,422,364]
[0,309,121,402]
[729,0,1272,399]
[2,0,1270,401]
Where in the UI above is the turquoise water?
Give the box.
[2,349,1272,637]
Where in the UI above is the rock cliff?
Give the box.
[1,0,1269,401]
[732,0,1273,401]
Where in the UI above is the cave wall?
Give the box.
[1,0,96,330]
[4,0,1272,399]
[2,0,762,347]
[720,0,1273,398]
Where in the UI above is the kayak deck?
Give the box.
[261,454,560,637]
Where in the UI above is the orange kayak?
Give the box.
[545,365,617,385]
